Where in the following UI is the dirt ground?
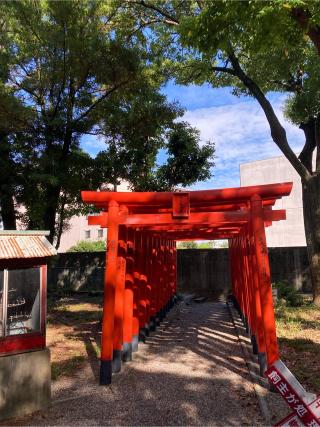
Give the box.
[9,299,271,426]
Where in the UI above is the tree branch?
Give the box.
[291,8,320,56]
[73,81,128,123]
[212,66,236,76]
[136,0,179,25]
[299,118,316,173]
[227,50,311,182]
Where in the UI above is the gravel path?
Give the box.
[13,301,266,426]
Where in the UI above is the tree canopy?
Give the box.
[123,0,320,303]
[0,0,215,246]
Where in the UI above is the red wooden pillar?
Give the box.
[164,238,169,313]
[123,227,134,362]
[132,229,140,352]
[240,232,249,328]
[245,227,259,356]
[145,233,152,333]
[243,229,253,333]
[112,224,127,372]
[249,217,266,373]
[155,237,162,323]
[158,236,164,322]
[100,200,119,385]
[149,235,157,331]
[229,238,236,301]
[139,232,148,341]
[169,240,174,306]
[231,238,239,309]
[251,195,279,370]
[236,235,245,318]
[173,240,177,297]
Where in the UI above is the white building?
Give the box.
[58,181,131,252]
[240,155,306,247]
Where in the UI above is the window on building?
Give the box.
[85,230,90,239]
[98,229,103,238]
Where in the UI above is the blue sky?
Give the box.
[81,82,305,190]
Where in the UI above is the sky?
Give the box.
[81,81,305,190]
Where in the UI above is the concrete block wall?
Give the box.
[47,247,312,295]
[0,348,51,421]
[177,249,231,300]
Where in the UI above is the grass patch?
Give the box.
[51,355,87,381]
[275,302,320,393]
[46,295,102,381]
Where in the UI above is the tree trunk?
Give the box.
[0,192,16,230]
[302,174,320,305]
[0,135,17,229]
[43,185,61,244]
[55,194,67,250]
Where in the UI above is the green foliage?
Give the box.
[156,122,215,190]
[176,241,198,249]
[176,240,228,249]
[273,281,304,307]
[197,241,215,249]
[0,0,215,245]
[67,240,106,252]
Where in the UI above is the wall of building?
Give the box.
[240,155,306,247]
[47,247,311,296]
[57,181,131,253]
[57,216,106,253]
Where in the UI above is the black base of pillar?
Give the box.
[145,323,150,337]
[132,334,139,352]
[100,360,112,385]
[258,352,267,377]
[112,349,122,373]
[243,317,249,333]
[122,342,132,362]
[251,334,258,355]
[155,314,161,326]
[139,328,146,343]
[149,316,156,332]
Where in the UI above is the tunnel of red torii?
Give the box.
[81,181,293,385]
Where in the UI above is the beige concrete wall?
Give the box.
[240,156,306,247]
[58,215,106,252]
[0,348,51,421]
[58,181,131,252]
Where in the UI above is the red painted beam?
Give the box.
[82,182,293,207]
[88,209,286,228]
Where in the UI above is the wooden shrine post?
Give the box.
[123,227,134,362]
[251,195,279,370]
[100,200,119,385]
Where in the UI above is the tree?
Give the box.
[67,239,106,252]
[156,122,214,191]
[1,0,215,247]
[127,0,320,304]
[1,0,146,243]
[95,89,215,191]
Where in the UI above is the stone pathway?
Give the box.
[12,301,266,426]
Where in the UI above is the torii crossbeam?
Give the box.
[81,182,292,385]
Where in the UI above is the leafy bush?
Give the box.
[273,280,303,307]
[67,240,106,252]
[177,241,198,249]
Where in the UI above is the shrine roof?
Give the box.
[0,231,57,259]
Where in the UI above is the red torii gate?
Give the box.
[81,182,292,386]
